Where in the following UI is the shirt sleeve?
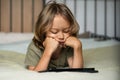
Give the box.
[24,42,42,67]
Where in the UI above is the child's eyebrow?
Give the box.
[51,27,70,30]
[64,27,70,29]
[50,28,58,30]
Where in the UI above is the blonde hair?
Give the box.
[33,1,79,49]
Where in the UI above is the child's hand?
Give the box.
[43,37,59,54]
[65,36,81,49]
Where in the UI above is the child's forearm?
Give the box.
[34,49,52,71]
[71,42,83,68]
[72,46,83,68]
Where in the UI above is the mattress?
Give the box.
[0,32,120,80]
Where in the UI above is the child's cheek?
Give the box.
[64,34,70,39]
[46,32,56,38]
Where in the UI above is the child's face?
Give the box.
[46,14,70,44]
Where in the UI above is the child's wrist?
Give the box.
[73,42,81,50]
[44,48,54,56]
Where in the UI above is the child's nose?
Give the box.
[58,32,64,40]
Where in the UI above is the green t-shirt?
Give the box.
[24,41,73,69]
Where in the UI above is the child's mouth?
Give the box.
[59,42,66,48]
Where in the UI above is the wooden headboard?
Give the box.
[0,0,43,32]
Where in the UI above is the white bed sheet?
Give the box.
[0,32,120,80]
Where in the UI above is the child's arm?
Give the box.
[33,37,59,71]
[27,47,54,71]
[65,36,83,68]
[34,48,53,71]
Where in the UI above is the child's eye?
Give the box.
[63,29,70,33]
[50,30,58,34]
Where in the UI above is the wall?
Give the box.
[0,0,120,38]
[0,0,43,32]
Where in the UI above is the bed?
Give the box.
[0,32,120,80]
